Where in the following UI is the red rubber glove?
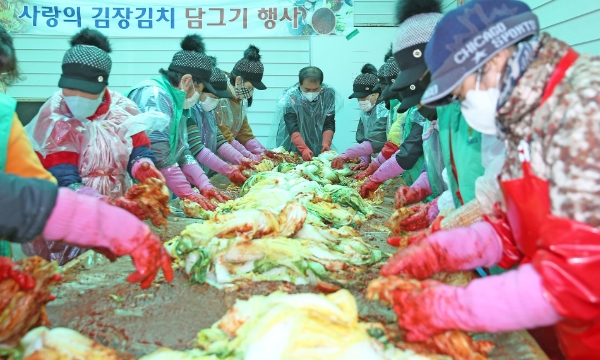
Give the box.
[200,186,230,203]
[224,166,248,185]
[240,157,259,170]
[395,186,431,209]
[350,160,369,171]
[355,161,379,180]
[331,156,347,169]
[360,179,382,198]
[321,130,334,153]
[43,188,174,289]
[300,148,314,161]
[0,257,36,291]
[106,197,146,220]
[263,150,278,159]
[291,132,314,161]
[391,279,450,341]
[386,216,444,247]
[386,265,562,341]
[397,204,432,232]
[132,160,165,183]
[380,141,400,160]
[381,221,502,279]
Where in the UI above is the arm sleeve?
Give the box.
[322,113,336,133]
[127,131,156,175]
[37,151,82,188]
[5,114,56,183]
[355,118,365,144]
[218,124,235,144]
[284,109,300,135]
[186,116,205,157]
[236,116,256,145]
[216,127,228,149]
[395,123,424,170]
[0,172,58,243]
[369,115,390,153]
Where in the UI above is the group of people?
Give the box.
[0,0,599,357]
[343,0,598,358]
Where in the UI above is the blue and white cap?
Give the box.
[421,0,539,107]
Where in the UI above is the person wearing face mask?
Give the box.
[23,28,169,264]
[331,64,388,170]
[377,48,394,112]
[359,19,448,201]
[271,66,341,160]
[356,56,407,181]
[380,1,507,284]
[127,34,230,211]
[379,1,600,358]
[215,45,268,161]
[185,59,251,184]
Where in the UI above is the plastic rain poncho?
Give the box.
[126,76,189,169]
[422,119,447,198]
[190,103,219,154]
[23,90,167,266]
[399,107,426,186]
[356,102,389,153]
[269,83,343,156]
[25,90,167,198]
[215,96,247,139]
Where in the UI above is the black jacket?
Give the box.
[0,173,58,243]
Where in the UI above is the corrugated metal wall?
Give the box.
[532,0,600,55]
[353,0,600,55]
[354,0,460,26]
[9,36,310,144]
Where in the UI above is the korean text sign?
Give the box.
[5,0,354,37]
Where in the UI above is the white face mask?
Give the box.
[461,70,501,135]
[200,96,220,112]
[64,93,103,121]
[358,95,374,113]
[183,91,200,109]
[302,91,319,102]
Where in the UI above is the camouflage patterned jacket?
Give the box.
[498,33,600,227]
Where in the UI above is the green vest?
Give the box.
[437,103,484,207]
[0,94,16,257]
[125,76,186,157]
[400,107,425,187]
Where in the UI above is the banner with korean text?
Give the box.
[2,0,354,37]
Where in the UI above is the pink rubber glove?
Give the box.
[131,159,165,183]
[388,264,562,341]
[370,154,404,183]
[344,141,374,160]
[427,197,440,223]
[73,186,146,220]
[232,140,261,162]
[218,142,250,166]
[332,142,374,169]
[75,185,106,199]
[43,188,174,289]
[160,164,216,211]
[381,221,503,279]
[196,147,232,175]
[181,163,212,190]
[244,138,266,156]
